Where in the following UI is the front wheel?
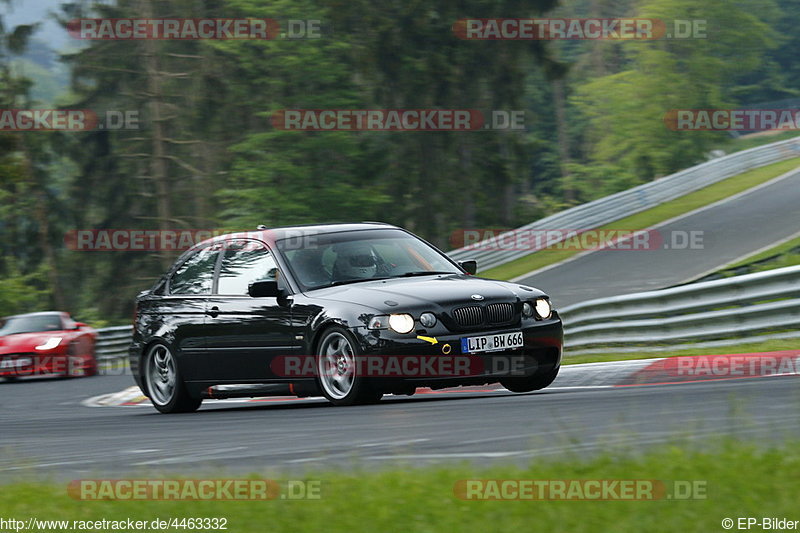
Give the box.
[501,366,559,393]
[144,343,202,413]
[316,327,382,406]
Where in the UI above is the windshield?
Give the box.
[277,229,462,291]
[0,315,64,335]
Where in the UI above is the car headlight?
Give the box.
[522,302,534,318]
[534,298,552,319]
[388,313,415,334]
[35,337,62,350]
[419,312,437,328]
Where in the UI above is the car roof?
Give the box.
[204,222,401,247]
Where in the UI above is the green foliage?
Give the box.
[2,440,800,532]
[0,0,796,320]
[0,258,49,316]
[573,0,779,182]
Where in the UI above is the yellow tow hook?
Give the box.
[417,335,450,354]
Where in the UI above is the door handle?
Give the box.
[206,306,220,318]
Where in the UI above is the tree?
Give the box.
[573,0,778,182]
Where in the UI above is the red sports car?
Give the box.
[0,312,98,380]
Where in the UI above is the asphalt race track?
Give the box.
[517,167,800,307]
[1,370,798,480]
[3,170,799,481]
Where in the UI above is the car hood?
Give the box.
[306,274,546,311]
[0,331,65,354]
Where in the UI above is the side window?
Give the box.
[169,246,218,295]
[217,241,280,295]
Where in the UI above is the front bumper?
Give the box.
[349,317,563,385]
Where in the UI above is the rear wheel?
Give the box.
[501,366,559,393]
[144,343,201,413]
[316,327,382,406]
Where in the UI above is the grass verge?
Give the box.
[482,157,800,280]
[2,440,798,532]
[713,233,800,275]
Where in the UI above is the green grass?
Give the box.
[564,337,800,365]
[715,233,800,274]
[482,157,800,280]
[2,440,799,532]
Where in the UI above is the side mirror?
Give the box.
[458,260,477,275]
[248,279,281,298]
[74,322,88,329]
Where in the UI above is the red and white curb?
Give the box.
[83,386,147,407]
[83,351,800,408]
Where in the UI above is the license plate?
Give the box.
[461,331,523,354]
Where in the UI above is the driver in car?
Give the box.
[332,243,384,281]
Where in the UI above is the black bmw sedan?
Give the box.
[130,223,563,412]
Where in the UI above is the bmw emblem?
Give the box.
[471,294,484,301]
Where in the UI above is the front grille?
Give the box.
[452,306,484,327]
[452,303,517,328]
[486,303,514,324]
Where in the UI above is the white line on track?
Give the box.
[132,446,250,466]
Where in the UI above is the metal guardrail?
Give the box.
[560,265,800,354]
[94,325,132,363]
[448,136,800,272]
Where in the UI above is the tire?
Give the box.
[315,326,383,406]
[143,342,202,413]
[501,366,559,393]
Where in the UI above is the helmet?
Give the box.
[334,244,379,279]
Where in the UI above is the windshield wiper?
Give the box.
[328,277,391,287]
[396,271,454,277]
